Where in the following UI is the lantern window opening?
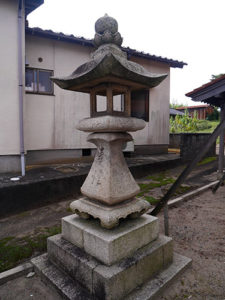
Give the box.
[90,83,131,117]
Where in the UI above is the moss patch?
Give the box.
[137,173,176,203]
[138,174,175,193]
[197,156,217,166]
[0,225,61,273]
[143,195,160,205]
[137,172,193,204]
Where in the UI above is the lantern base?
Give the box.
[70,196,150,229]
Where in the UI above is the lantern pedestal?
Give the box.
[70,197,150,229]
[32,215,192,300]
[81,132,140,205]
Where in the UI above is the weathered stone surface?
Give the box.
[32,239,191,300]
[52,50,167,92]
[77,115,145,132]
[92,235,173,300]
[47,234,98,293]
[70,197,150,229]
[80,132,141,205]
[94,14,123,47]
[126,253,192,300]
[51,13,167,93]
[62,214,158,265]
[33,234,174,300]
[31,254,92,300]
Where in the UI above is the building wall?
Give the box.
[25,36,92,152]
[25,36,170,159]
[130,57,170,146]
[0,0,24,155]
[0,0,25,172]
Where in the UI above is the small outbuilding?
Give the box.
[186,74,225,175]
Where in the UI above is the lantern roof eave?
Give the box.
[52,47,167,93]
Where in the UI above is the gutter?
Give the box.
[18,0,26,176]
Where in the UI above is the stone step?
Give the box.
[47,233,173,299]
[31,252,191,300]
[31,254,92,300]
[126,253,192,300]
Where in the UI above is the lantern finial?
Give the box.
[94,14,123,47]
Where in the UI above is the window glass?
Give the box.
[25,69,35,91]
[38,70,53,93]
[25,68,53,95]
[131,90,149,121]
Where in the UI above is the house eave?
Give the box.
[186,77,225,106]
[25,26,187,69]
[25,0,44,16]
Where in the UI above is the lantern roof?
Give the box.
[51,14,167,93]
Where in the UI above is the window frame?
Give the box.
[25,67,54,96]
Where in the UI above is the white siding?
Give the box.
[0,0,25,155]
[25,36,170,151]
[131,58,170,145]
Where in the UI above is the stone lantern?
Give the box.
[52,14,167,229]
[32,15,191,300]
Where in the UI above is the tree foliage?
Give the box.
[170,110,198,133]
[170,100,187,109]
[206,107,219,121]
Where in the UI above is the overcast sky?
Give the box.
[28,0,225,106]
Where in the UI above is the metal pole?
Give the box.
[151,118,225,216]
[164,204,169,236]
[18,0,25,176]
[218,104,225,178]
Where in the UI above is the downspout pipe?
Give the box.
[18,0,25,176]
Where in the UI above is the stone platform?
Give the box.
[32,214,191,300]
[32,251,191,300]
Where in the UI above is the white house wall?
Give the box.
[25,36,93,151]
[130,57,170,146]
[25,35,170,153]
[0,0,25,156]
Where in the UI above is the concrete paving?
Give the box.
[0,272,61,300]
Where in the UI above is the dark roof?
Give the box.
[170,108,185,116]
[25,27,187,69]
[25,0,44,16]
[186,75,225,107]
[176,105,210,110]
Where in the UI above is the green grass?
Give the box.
[197,156,217,166]
[138,174,175,196]
[137,173,176,204]
[173,185,191,195]
[137,172,194,204]
[195,120,219,133]
[143,195,160,205]
[0,225,61,273]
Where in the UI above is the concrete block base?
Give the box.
[62,214,159,265]
[31,231,191,300]
[32,251,191,300]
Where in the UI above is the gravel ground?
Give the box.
[159,186,225,300]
